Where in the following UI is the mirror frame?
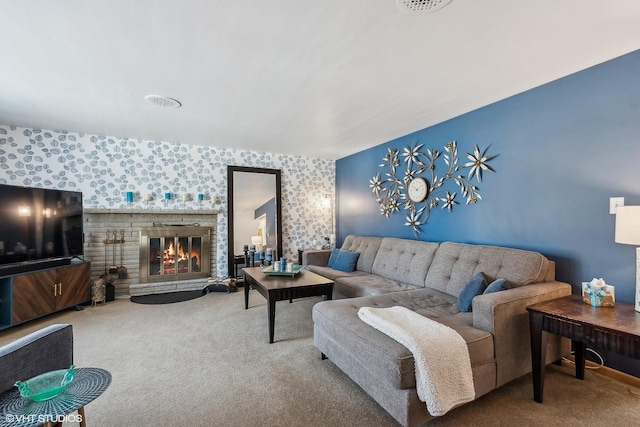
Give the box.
[227,165,283,277]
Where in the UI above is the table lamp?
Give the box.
[614,205,640,312]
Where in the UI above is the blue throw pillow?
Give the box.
[327,249,340,268]
[483,278,511,294]
[457,272,487,312]
[327,249,360,272]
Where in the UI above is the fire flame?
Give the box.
[163,240,200,270]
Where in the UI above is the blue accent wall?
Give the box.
[336,49,640,376]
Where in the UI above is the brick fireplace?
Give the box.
[83,209,219,297]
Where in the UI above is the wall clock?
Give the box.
[369,141,497,233]
[407,177,428,203]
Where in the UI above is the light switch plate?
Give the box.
[610,197,624,214]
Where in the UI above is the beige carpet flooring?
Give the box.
[1,290,638,427]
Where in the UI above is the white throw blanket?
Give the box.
[357,306,475,416]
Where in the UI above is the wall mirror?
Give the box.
[227,166,282,277]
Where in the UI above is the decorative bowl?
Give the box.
[14,365,75,401]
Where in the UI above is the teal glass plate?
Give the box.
[261,265,305,277]
[14,365,76,401]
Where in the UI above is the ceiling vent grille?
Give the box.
[396,0,453,14]
[144,95,182,109]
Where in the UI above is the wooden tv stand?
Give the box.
[0,261,91,330]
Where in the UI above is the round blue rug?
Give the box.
[130,289,205,304]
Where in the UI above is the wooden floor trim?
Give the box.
[564,355,640,389]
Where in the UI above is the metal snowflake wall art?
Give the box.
[368,141,497,233]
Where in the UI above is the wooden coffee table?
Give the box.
[243,267,334,343]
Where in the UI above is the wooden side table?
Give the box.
[527,295,640,403]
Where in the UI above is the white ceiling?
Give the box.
[2,0,640,160]
[233,171,276,213]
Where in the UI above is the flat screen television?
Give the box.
[0,184,83,276]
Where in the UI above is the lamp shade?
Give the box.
[615,206,640,245]
[251,235,262,246]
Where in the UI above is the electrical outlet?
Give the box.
[609,197,624,214]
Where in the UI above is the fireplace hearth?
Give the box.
[139,226,211,283]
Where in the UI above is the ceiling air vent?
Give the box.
[144,95,182,109]
[396,0,453,14]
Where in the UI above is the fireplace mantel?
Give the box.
[84,208,222,215]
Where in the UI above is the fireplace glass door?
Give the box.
[140,227,210,283]
[148,236,203,277]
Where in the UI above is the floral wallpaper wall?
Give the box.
[0,125,335,277]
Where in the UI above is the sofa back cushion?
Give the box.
[340,235,383,273]
[371,238,440,287]
[425,242,552,298]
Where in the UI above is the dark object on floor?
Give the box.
[130,290,205,305]
[106,284,115,302]
[205,278,238,293]
[206,284,236,293]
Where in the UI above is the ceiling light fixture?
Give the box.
[144,95,182,109]
[396,0,453,14]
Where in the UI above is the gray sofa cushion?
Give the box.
[425,242,552,298]
[341,235,383,273]
[305,265,370,281]
[335,274,420,298]
[313,287,495,390]
[371,238,439,287]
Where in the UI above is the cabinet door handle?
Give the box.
[53,283,57,296]
[58,283,62,295]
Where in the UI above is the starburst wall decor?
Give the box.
[368,141,497,233]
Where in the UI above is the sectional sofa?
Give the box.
[306,235,571,427]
